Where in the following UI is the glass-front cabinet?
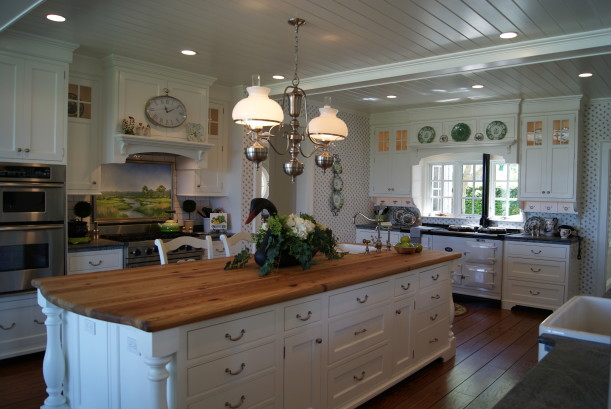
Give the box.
[370,127,412,196]
[520,113,577,200]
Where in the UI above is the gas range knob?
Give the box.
[131,249,141,256]
[144,247,153,255]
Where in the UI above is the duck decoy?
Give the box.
[245,198,278,224]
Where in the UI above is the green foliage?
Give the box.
[224,248,252,270]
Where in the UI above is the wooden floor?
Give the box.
[0,296,550,409]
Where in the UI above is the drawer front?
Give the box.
[329,281,391,317]
[0,304,46,343]
[284,298,321,331]
[328,305,389,364]
[415,280,451,310]
[187,342,275,396]
[327,344,390,409]
[415,303,450,331]
[68,250,123,274]
[187,310,276,360]
[188,371,275,409]
[505,259,566,283]
[504,279,565,308]
[506,242,567,260]
[415,319,449,361]
[418,265,449,289]
[394,273,417,297]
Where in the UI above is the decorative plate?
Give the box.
[451,123,471,142]
[392,207,419,227]
[332,175,343,191]
[440,134,448,143]
[417,126,436,144]
[523,216,546,234]
[332,159,343,174]
[474,132,484,141]
[486,121,507,140]
[332,191,344,210]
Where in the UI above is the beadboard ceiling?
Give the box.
[3,0,611,113]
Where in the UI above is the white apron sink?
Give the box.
[337,243,370,254]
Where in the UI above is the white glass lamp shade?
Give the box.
[308,106,348,142]
[232,86,284,130]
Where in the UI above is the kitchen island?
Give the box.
[33,250,460,409]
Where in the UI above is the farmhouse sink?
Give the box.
[539,296,611,359]
[337,243,370,254]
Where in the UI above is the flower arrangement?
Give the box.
[253,213,343,276]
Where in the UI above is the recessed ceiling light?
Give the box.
[471,84,484,89]
[386,95,397,99]
[180,50,197,56]
[272,75,285,80]
[578,72,593,78]
[46,14,66,22]
[500,32,517,39]
[362,97,380,101]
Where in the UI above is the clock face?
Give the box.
[145,96,187,128]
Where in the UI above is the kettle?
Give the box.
[158,218,180,232]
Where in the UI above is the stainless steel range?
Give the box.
[101,232,209,268]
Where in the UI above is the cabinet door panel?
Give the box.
[166,80,208,140]
[118,71,164,133]
[0,56,23,159]
[549,144,572,197]
[284,325,322,409]
[521,146,546,196]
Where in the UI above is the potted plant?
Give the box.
[68,201,92,238]
[182,199,197,232]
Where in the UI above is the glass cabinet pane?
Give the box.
[552,118,571,145]
[395,129,408,151]
[526,120,543,146]
[377,130,389,152]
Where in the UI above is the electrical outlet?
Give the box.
[127,337,138,354]
[84,320,96,335]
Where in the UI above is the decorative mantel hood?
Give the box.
[113,134,213,164]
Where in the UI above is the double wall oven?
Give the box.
[0,163,66,295]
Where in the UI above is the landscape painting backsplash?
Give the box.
[95,163,172,220]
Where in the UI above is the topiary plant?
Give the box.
[182,199,197,220]
[73,201,92,221]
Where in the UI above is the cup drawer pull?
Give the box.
[225,329,246,342]
[225,363,246,376]
[296,311,312,321]
[401,283,411,291]
[353,370,366,381]
[356,295,369,304]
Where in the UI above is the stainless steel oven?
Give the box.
[0,224,65,294]
[0,163,66,294]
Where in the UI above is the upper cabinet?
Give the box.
[102,55,216,164]
[0,32,77,164]
[370,127,413,196]
[519,96,582,203]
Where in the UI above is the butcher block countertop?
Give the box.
[32,250,459,332]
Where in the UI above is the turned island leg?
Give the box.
[38,292,68,409]
[144,355,173,409]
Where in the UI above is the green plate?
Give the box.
[417,126,436,143]
[451,123,471,142]
[68,237,91,245]
[486,121,507,140]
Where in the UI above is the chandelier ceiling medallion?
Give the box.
[232,17,348,182]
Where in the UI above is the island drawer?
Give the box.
[187,371,275,409]
[284,298,322,331]
[503,279,565,308]
[505,242,567,260]
[505,258,566,283]
[67,249,123,274]
[187,342,275,396]
[414,303,450,330]
[327,344,390,409]
[415,280,451,310]
[187,310,276,360]
[328,304,390,364]
[414,319,449,360]
[418,265,449,289]
[329,280,391,317]
[394,273,417,297]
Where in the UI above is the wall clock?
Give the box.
[145,89,187,128]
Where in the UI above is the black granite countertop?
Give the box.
[505,233,580,245]
[493,334,610,409]
[67,239,125,253]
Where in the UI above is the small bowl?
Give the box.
[393,245,417,254]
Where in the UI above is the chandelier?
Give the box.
[232,17,348,182]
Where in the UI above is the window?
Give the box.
[425,160,521,221]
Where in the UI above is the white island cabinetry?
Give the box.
[0,292,46,359]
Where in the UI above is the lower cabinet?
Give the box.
[0,292,46,359]
[284,324,323,409]
[67,248,123,274]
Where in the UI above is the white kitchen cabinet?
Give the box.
[67,75,102,194]
[67,248,123,274]
[0,292,46,359]
[502,240,579,310]
[391,290,415,373]
[0,55,68,163]
[519,113,578,200]
[284,324,323,409]
[370,127,413,196]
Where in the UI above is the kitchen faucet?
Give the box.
[353,212,385,253]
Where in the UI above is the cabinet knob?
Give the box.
[315,338,322,344]
[17,148,22,152]
[24,148,30,153]
[546,191,550,194]
[197,184,201,188]
[92,181,97,185]
[541,190,545,194]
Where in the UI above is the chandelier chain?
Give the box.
[292,22,300,87]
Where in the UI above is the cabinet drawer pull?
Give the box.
[296,311,312,321]
[431,294,441,300]
[225,329,246,342]
[33,319,45,325]
[531,250,542,254]
[430,313,438,321]
[431,273,440,281]
[354,328,368,336]
[429,337,439,344]
[0,322,16,330]
[400,283,411,291]
[356,295,369,304]
[530,267,541,272]
[529,290,541,296]
[225,363,246,376]
[353,370,366,381]
[89,260,103,266]
[225,395,245,409]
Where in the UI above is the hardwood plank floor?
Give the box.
[0,296,550,409]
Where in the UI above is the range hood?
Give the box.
[112,134,213,165]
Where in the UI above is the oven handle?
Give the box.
[0,182,65,188]
[0,224,64,231]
